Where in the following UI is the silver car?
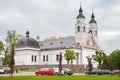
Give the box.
[52,67,64,75]
[0,67,5,74]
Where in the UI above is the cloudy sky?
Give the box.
[0,0,120,54]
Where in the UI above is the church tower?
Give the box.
[75,4,87,44]
[89,11,98,43]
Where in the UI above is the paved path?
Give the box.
[0,72,85,76]
[0,72,35,76]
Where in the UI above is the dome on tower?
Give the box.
[89,12,97,24]
[76,5,85,19]
[15,31,40,49]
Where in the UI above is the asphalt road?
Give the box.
[0,72,85,76]
[0,72,35,76]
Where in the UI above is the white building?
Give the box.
[15,5,99,68]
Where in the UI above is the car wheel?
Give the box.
[35,73,39,76]
[55,72,58,75]
[45,73,48,76]
[64,72,67,75]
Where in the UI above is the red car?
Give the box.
[111,70,120,75]
[35,68,54,76]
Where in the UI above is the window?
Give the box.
[56,54,59,61]
[50,43,53,45]
[89,30,92,34]
[83,26,85,32]
[34,55,36,62]
[32,55,37,62]
[95,31,97,36]
[60,41,63,44]
[43,55,45,62]
[77,26,80,32]
[31,55,34,62]
[46,55,48,62]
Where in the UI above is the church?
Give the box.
[15,5,100,69]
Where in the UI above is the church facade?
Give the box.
[15,5,99,68]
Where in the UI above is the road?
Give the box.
[0,72,85,76]
[0,72,35,76]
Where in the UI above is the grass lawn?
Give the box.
[0,75,120,80]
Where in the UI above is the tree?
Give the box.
[92,50,107,69]
[102,55,109,69]
[0,41,4,54]
[5,30,19,76]
[2,53,10,65]
[86,56,93,75]
[109,49,120,70]
[64,49,76,64]
[58,52,62,76]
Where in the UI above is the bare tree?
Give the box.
[86,56,93,75]
[58,52,62,76]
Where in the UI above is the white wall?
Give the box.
[15,49,40,65]
[15,47,97,68]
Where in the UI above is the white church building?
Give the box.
[15,5,100,68]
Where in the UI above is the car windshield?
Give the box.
[63,68,70,71]
[0,67,4,69]
[52,68,57,70]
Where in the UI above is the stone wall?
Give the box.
[15,64,84,73]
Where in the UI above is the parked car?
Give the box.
[62,68,73,75]
[101,69,110,75]
[0,67,5,74]
[3,67,11,74]
[85,69,110,75]
[52,67,64,75]
[111,70,120,75]
[35,68,54,76]
[85,69,100,75]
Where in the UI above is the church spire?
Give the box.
[89,10,97,24]
[76,3,85,19]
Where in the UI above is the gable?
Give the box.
[84,37,97,48]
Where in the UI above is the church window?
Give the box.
[89,30,92,34]
[34,55,37,62]
[43,55,45,62]
[60,41,63,44]
[50,43,53,45]
[95,31,97,36]
[31,55,34,62]
[32,55,37,62]
[56,54,59,61]
[83,26,85,32]
[20,41,23,44]
[77,26,80,32]
[46,55,48,62]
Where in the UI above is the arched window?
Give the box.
[56,54,59,61]
[46,55,48,62]
[77,26,80,32]
[43,55,45,62]
[95,31,97,36]
[89,30,92,34]
[83,26,85,32]
[31,55,33,62]
[34,55,36,62]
